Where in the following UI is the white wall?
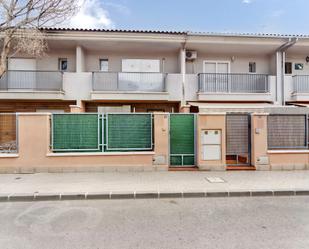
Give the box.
[186,53,272,75]
[184,74,198,101]
[166,74,182,101]
[85,50,179,73]
[284,76,293,102]
[286,54,309,75]
[63,72,92,101]
[37,49,76,72]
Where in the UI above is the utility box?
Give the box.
[201,130,222,161]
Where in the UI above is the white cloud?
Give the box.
[68,0,115,29]
[242,0,253,4]
[104,2,131,15]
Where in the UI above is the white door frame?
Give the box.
[203,60,231,74]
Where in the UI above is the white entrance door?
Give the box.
[8,58,37,90]
[203,61,230,92]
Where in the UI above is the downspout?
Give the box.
[276,37,298,105]
[181,32,188,107]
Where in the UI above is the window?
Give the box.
[268,115,307,149]
[295,63,304,70]
[285,62,292,74]
[59,58,68,71]
[249,62,256,73]
[99,59,109,72]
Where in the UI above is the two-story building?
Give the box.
[1,28,309,113]
[3,28,309,171]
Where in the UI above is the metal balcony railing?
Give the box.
[92,72,166,92]
[198,73,269,93]
[0,70,63,91]
[293,75,309,93]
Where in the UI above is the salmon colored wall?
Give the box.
[197,114,226,171]
[154,113,169,168]
[0,113,169,171]
[251,114,269,170]
[269,153,309,165]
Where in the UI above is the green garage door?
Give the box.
[169,114,195,167]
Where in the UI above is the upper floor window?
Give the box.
[99,59,109,72]
[295,63,304,71]
[285,62,292,74]
[249,62,256,73]
[59,58,68,71]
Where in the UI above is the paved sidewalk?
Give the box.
[1,171,309,201]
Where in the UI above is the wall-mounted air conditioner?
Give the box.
[186,51,197,61]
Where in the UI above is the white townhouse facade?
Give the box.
[1,28,309,113]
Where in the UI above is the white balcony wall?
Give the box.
[63,72,92,102]
[284,76,293,102]
[36,49,76,72]
[85,51,179,73]
[186,53,272,74]
[184,74,199,101]
[166,74,183,101]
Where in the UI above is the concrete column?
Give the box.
[251,113,270,171]
[70,100,85,113]
[180,105,190,113]
[76,45,85,73]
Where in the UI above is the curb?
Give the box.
[1,189,309,202]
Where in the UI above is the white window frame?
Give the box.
[99,58,109,72]
[203,60,231,74]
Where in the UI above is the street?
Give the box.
[0,197,309,249]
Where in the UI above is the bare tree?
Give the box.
[0,0,80,77]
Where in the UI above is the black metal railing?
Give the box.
[92,72,166,92]
[198,73,269,93]
[0,70,63,91]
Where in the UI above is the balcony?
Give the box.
[288,75,309,102]
[197,73,274,102]
[91,72,169,101]
[0,70,64,100]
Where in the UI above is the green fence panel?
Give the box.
[170,114,195,166]
[106,114,152,150]
[52,114,100,151]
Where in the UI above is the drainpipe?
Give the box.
[180,33,188,107]
[276,37,298,106]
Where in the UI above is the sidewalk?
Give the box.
[1,171,309,201]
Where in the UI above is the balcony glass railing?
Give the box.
[0,70,63,91]
[92,72,166,92]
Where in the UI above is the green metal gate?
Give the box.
[51,113,153,152]
[169,114,196,167]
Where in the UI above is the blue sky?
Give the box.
[69,0,309,34]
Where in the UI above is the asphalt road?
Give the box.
[0,197,309,249]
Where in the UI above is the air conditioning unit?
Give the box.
[186,50,197,61]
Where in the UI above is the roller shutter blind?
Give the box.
[268,115,307,149]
